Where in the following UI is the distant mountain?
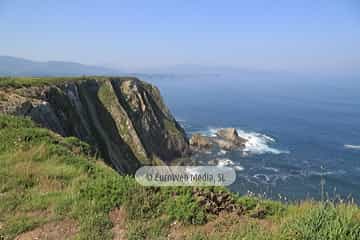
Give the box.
[0,56,122,76]
[135,64,279,76]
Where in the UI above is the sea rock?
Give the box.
[216,128,246,146]
[213,139,236,151]
[190,128,247,152]
[189,134,213,149]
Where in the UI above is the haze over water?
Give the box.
[144,73,360,202]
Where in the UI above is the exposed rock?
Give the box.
[193,189,244,216]
[0,77,190,174]
[189,134,213,149]
[214,139,236,151]
[190,128,247,152]
[216,128,246,146]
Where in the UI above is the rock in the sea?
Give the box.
[189,134,213,149]
[214,139,237,151]
[190,128,247,151]
[216,128,246,146]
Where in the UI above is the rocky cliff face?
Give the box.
[0,77,190,173]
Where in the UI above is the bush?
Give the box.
[237,196,286,217]
[165,191,206,224]
[124,186,164,219]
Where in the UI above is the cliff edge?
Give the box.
[0,77,190,173]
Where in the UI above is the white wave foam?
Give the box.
[200,127,289,155]
[233,165,244,171]
[253,174,270,182]
[236,129,289,155]
[262,167,280,173]
[308,169,347,176]
[217,150,228,156]
[216,158,234,167]
[214,158,244,171]
[344,144,360,150]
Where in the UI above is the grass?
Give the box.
[0,76,142,88]
[280,202,360,240]
[0,76,88,88]
[163,118,183,137]
[0,114,360,240]
[0,115,127,239]
[0,115,205,239]
[165,191,206,224]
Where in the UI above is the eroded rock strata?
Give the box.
[0,77,190,173]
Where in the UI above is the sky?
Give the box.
[1,0,359,74]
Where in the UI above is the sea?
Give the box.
[141,72,360,202]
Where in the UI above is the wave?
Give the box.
[236,129,289,155]
[216,158,234,167]
[253,174,270,182]
[262,167,280,173]
[200,127,289,155]
[217,150,228,156]
[233,165,245,171]
[308,169,347,176]
[344,144,360,150]
[212,158,245,171]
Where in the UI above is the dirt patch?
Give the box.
[19,210,52,219]
[168,212,276,240]
[109,208,127,240]
[167,212,241,240]
[15,219,78,240]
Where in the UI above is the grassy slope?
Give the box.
[0,115,360,240]
[0,76,140,88]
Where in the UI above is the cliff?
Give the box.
[0,77,190,173]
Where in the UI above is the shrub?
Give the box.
[165,191,206,224]
[124,186,164,219]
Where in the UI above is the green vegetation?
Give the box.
[0,76,140,88]
[165,191,206,224]
[163,118,183,137]
[98,81,118,107]
[0,115,205,239]
[0,76,88,87]
[97,81,150,164]
[0,114,360,240]
[0,115,129,239]
[98,82,131,138]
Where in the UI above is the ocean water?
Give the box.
[143,73,360,202]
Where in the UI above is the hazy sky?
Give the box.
[1,0,359,73]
